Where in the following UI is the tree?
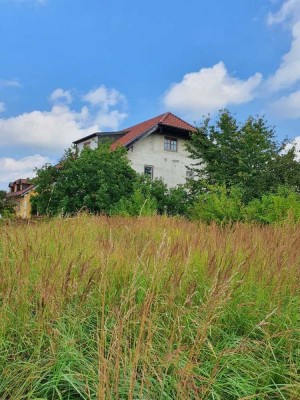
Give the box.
[186,110,300,201]
[0,190,14,218]
[32,144,137,215]
[263,146,300,193]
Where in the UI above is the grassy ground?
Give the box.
[0,215,300,399]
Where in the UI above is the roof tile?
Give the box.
[111,112,195,149]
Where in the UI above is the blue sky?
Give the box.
[1,0,300,189]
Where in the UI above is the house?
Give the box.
[7,179,35,219]
[73,112,196,187]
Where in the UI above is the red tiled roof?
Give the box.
[7,185,35,198]
[9,178,31,187]
[111,112,195,149]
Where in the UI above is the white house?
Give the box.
[73,112,196,187]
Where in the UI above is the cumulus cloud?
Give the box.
[0,85,127,154]
[270,90,300,118]
[0,154,51,188]
[83,85,127,109]
[267,0,300,25]
[163,62,262,116]
[49,88,72,104]
[267,0,300,91]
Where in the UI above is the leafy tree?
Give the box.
[32,144,137,215]
[166,185,191,216]
[262,146,300,193]
[186,110,300,201]
[31,163,60,215]
[0,190,14,218]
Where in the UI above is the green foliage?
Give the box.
[189,184,300,224]
[188,185,244,223]
[243,187,300,224]
[166,185,191,216]
[112,188,157,216]
[263,146,300,193]
[0,190,15,218]
[186,110,300,202]
[134,175,168,214]
[32,144,137,215]
[112,176,191,217]
[31,163,60,216]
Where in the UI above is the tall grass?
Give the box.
[0,215,300,399]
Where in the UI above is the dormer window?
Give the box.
[164,137,177,152]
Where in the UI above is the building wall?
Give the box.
[76,136,98,152]
[14,191,35,219]
[127,133,194,187]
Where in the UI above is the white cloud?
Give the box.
[0,102,5,112]
[163,62,262,116]
[0,154,51,188]
[267,0,300,91]
[83,85,127,109]
[267,0,300,25]
[0,79,21,88]
[0,85,127,154]
[49,88,73,105]
[270,90,300,118]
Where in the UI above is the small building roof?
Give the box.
[8,178,31,188]
[73,112,196,149]
[111,112,195,149]
[7,184,35,198]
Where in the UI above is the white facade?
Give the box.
[127,132,194,187]
[76,136,98,152]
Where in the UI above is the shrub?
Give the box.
[111,188,157,216]
[243,187,300,224]
[188,185,244,224]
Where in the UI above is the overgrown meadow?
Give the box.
[0,215,300,399]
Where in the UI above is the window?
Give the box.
[164,137,177,152]
[144,165,153,179]
[83,141,91,148]
[186,169,194,180]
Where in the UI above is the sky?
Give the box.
[1,0,300,189]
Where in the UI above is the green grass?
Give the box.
[0,215,300,399]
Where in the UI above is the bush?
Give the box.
[243,187,300,224]
[188,185,300,224]
[111,188,157,216]
[188,185,244,224]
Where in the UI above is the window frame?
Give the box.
[144,165,154,179]
[164,136,178,152]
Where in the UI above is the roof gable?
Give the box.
[7,184,35,198]
[111,112,195,149]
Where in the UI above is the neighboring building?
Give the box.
[7,179,35,219]
[73,112,196,187]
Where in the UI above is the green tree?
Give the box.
[0,190,14,218]
[32,144,137,215]
[263,146,300,193]
[186,110,299,201]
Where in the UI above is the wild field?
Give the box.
[0,215,300,399]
